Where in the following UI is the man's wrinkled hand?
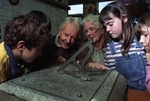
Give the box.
[87,62,107,70]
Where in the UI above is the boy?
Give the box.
[0,13,51,83]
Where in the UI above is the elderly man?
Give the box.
[52,17,81,63]
[32,17,81,71]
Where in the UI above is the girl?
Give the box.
[99,1,147,90]
[137,13,150,92]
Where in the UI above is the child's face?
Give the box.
[103,13,122,39]
[21,42,45,63]
[139,25,150,51]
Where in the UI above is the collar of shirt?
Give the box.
[4,43,22,78]
[55,34,61,47]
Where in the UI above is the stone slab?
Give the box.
[0,90,25,101]
[0,64,127,101]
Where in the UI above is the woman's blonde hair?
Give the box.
[83,14,103,29]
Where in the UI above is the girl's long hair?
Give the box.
[99,1,134,55]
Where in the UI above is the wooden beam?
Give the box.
[46,0,70,10]
[68,0,112,5]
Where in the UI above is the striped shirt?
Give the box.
[104,39,146,68]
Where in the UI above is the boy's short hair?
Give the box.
[4,14,51,50]
[27,10,51,35]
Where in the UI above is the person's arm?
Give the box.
[0,71,7,83]
[87,61,107,70]
[146,53,150,66]
[146,53,150,92]
[0,60,10,83]
[57,56,66,63]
